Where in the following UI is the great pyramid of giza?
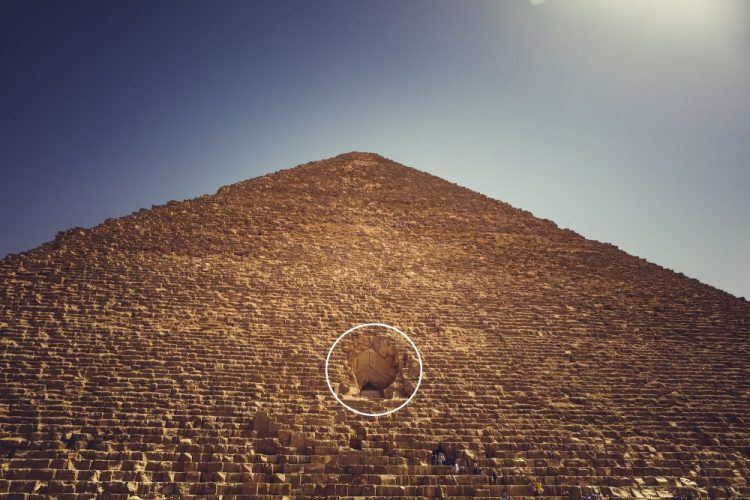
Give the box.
[1,152,748,499]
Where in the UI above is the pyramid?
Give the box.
[1,151,748,498]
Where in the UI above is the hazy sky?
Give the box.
[1,1,749,298]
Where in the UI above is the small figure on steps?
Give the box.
[471,460,481,474]
[431,444,446,465]
[533,480,544,497]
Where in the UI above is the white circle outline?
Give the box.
[325,323,423,417]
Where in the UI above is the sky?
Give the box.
[1,0,748,299]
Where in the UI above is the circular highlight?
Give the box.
[325,323,423,417]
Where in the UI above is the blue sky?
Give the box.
[1,0,748,298]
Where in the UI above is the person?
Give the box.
[431,444,446,465]
[453,461,459,473]
[437,452,446,466]
[490,467,498,484]
[501,491,508,500]
[472,461,481,475]
[535,481,544,497]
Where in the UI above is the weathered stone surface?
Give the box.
[0,152,748,498]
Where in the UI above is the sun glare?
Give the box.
[534,0,745,50]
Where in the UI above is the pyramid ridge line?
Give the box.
[0,152,746,304]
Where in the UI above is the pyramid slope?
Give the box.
[1,152,749,498]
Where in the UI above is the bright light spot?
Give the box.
[559,0,744,48]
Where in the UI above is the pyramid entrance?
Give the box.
[326,322,422,415]
[351,348,397,397]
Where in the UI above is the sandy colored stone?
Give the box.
[0,152,748,498]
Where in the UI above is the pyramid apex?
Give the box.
[326,151,390,163]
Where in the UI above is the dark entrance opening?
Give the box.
[360,381,382,398]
